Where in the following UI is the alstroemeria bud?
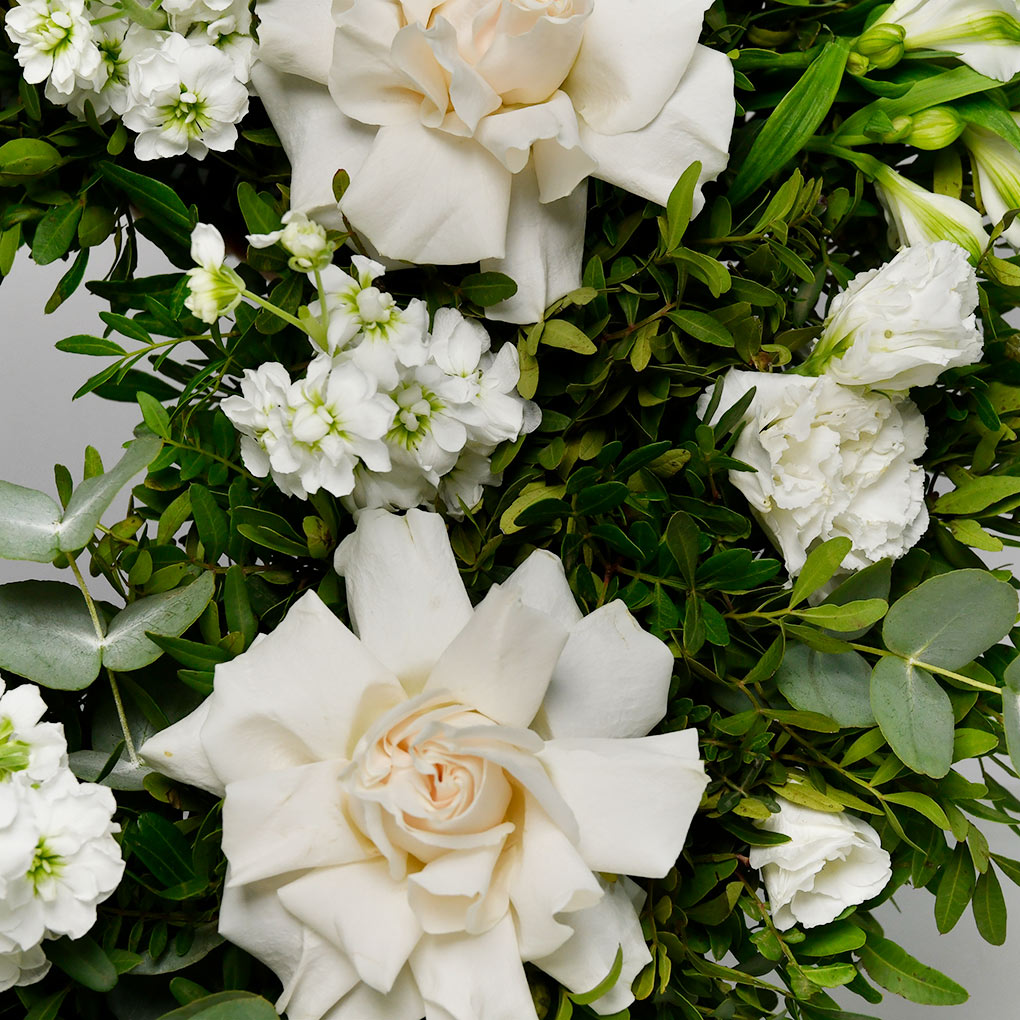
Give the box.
[873,164,989,260]
[964,119,1020,246]
[852,21,906,70]
[900,106,967,149]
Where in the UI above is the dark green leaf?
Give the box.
[31,200,83,266]
[156,991,279,1019]
[973,867,1007,945]
[935,846,976,934]
[664,161,703,252]
[98,162,192,245]
[857,937,967,1005]
[789,537,852,607]
[45,936,117,992]
[190,484,229,562]
[460,271,517,306]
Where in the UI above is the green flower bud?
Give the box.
[852,22,906,71]
[903,107,967,150]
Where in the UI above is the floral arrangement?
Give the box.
[4,0,1020,1018]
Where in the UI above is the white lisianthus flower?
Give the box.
[185,223,246,323]
[248,210,336,272]
[0,944,49,994]
[749,798,892,931]
[804,241,983,390]
[0,771,124,952]
[871,0,1020,82]
[249,0,735,322]
[874,165,990,260]
[964,119,1020,247]
[123,33,249,160]
[4,0,101,95]
[142,509,707,1020]
[698,370,929,575]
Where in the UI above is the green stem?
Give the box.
[848,642,1001,693]
[242,289,311,336]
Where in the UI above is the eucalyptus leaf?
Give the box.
[68,749,153,791]
[870,657,954,779]
[0,580,101,690]
[0,480,61,561]
[776,643,875,727]
[881,569,1018,671]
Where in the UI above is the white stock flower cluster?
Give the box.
[0,678,124,992]
[221,255,539,514]
[700,241,984,576]
[4,0,251,159]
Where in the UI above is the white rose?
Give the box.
[749,798,892,930]
[964,119,1020,247]
[873,164,989,260]
[806,241,983,390]
[141,509,708,1020]
[248,0,735,322]
[872,0,1020,82]
[698,370,928,575]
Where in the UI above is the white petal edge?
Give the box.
[139,697,223,796]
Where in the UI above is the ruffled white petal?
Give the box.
[564,0,712,134]
[536,600,673,740]
[481,167,587,324]
[340,121,513,264]
[334,508,473,692]
[538,730,707,877]
[425,585,568,727]
[323,966,425,1020]
[583,45,734,211]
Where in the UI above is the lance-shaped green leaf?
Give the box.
[102,572,215,671]
[730,38,850,203]
[0,482,62,561]
[157,991,280,1019]
[857,937,967,1005]
[776,643,875,727]
[0,581,102,689]
[882,569,1018,670]
[934,845,976,933]
[1002,655,1020,776]
[870,656,954,778]
[59,433,163,552]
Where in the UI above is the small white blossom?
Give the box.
[248,210,335,272]
[185,223,245,323]
[0,772,123,952]
[438,446,500,516]
[4,0,101,95]
[123,33,249,160]
[0,944,49,993]
[219,361,293,481]
[0,679,65,789]
[805,241,983,390]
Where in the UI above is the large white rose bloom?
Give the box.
[249,0,735,322]
[141,509,708,1020]
[749,798,892,931]
[806,241,983,390]
[698,370,929,575]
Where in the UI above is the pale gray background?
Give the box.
[2,243,1018,1017]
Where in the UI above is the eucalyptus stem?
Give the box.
[68,556,140,767]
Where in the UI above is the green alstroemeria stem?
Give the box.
[68,556,140,767]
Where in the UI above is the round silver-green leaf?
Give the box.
[776,643,876,727]
[0,481,61,562]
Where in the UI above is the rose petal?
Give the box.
[340,121,512,264]
[139,697,223,796]
[278,859,423,993]
[409,916,539,1020]
[254,0,337,84]
[533,876,651,1016]
[481,167,587,324]
[323,966,425,1020]
[564,0,712,135]
[582,45,734,210]
[251,64,376,229]
[499,549,584,629]
[425,584,568,727]
[511,796,603,961]
[200,592,405,784]
[222,761,372,885]
[535,600,673,740]
[219,875,359,1020]
[538,731,707,877]
[334,509,473,693]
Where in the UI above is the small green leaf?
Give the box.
[935,846,976,934]
[789,537,852,607]
[237,182,282,236]
[138,391,171,440]
[573,481,630,515]
[667,309,734,347]
[665,512,700,590]
[776,643,875,727]
[189,484,229,562]
[0,138,61,176]
[934,475,1020,514]
[130,813,197,887]
[664,160,703,252]
[857,937,967,1005]
[792,598,887,632]
[45,935,118,992]
[882,791,951,829]
[31,200,83,266]
[541,319,597,355]
[460,271,517,306]
[952,727,999,761]
[796,921,867,957]
[224,565,257,647]
[973,867,1007,946]
[98,161,192,245]
[870,656,954,779]
[569,946,624,1006]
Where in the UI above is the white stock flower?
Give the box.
[142,509,706,1020]
[965,119,1020,247]
[0,772,123,952]
[749,798,892,931]
[248,210,336,272]
[872,0,1020,82]
[437,446,500,516]
[0,944,49,993]
[4,0,101,95]
[222,356,396,499]
[0,679,65,787]
[185,222,246,323]
[123,33,249,160]
[250,0,735,322]
[698,370,928,576]
[874,164,989,260]
[807,241,983,390]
